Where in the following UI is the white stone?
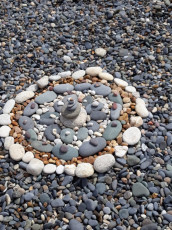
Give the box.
[95,48,107,57]
[0,126,11,137]
[3,99,15,114]
[132,91,140,98]
[57,101,64,106]
[4,137,14,150]
[49,75,61,81]
[58,71,71,78]
[37,76,49,88]
[72,70,85,79]
[114,78,128,87]
[123,127,141,145]
[130,116,143,127]
[64,164,76,176]
[94,154,115,173]
[54,139,62,145]
[36,109,43,115]
[15,91,34,103]
[22,151,34,163]
[26,158,44,176]
[63,55,72,63]
[56,165,65,174]
[115,146,128,157]
[9,144,25,161]
[135,98,149,118]
[43,164,56,174]
[75,163,94,178]
[125,86,136,93]
[26,84,38,92]
[99,72,113,81]
[0,114,11,125]
[86,67,102,76]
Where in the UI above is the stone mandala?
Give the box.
[2,67,149,177]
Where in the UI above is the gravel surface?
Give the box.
[0,0,172,230]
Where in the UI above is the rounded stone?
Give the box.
[9,144,25,161]
[60,128,75,144]
[36,76,49,88]
[94,154,115,173]
[115,146,128,157]
[95,48,107,57]
[72,70,85,79]
[125,86,136,93]
[15,91,35,103]
[22,151,34,163]
[4,136,14,150]
[135,98,149,118]
[64,164,76,176]
[99,72,113,81]
[103,120,122,141]
[35,91,57,104]
[56,165,65,174]
[0,126,11,137]
[3,99,15,114]
[54,83,74,94]
[26,158,44,176]
[0,114,11,125]
[75,163,94,178]
[86,66,102,76]
[123,127,141,145]
[19,116,34,131]
[114,78,128,87]
[69,219,84,230]
[43,164,56,174]
[52,144,78,161]
[77,127,88,141]
[23,102,38,116]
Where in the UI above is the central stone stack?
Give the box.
[60,96,87,128]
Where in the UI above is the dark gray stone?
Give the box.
[23,102,38,116]
[52,144,78,160]
[19,116,34,131]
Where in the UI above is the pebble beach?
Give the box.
[0,0,172,230]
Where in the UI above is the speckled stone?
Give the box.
[52,144,78,161]
[35,91,57,104]
[77,127,88,141]
[19,116,34,131]
[103,120,122,141]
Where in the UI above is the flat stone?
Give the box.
[23,102,38,116]
[77,127,88,141]
[69,219,84,230]
[96,183,106,194]
[15,91,35,103]
[127,155,140,166]
[4,136,14,150]
[60,107,87,128]
[79,137,106,157]
[125,86,136,93]
[90,111,107,120]
[61,102,81,119]
[54,83,74,94]
[110,103,122,120]
[94,154,115,173]
[90,83,111,97]
[64,164,76,176]
[99,72,113,81]
[19,116,34,131]
[87,120,100,131]
[3,99,15,114]
[82,95,93,107]
[26,158,44,176]
[75,83,91,91]
[9,144,25,161]
[72,70,85,79]
[115,146,128,157]
[119,209,129,219]
[43,164,56,174]
[25,129,37,142]
[86,102,104,114]
[22,151,34,163]
[26,84,38,92]
[36,76,49,88]
[86,66,102,76]
[52,144,78,161]
[0,126,11,137]
[58,71,71,78]
[49,75,61,81]
[141,223,157,230]
[135,98,149,118]
[108,93,123,105]
[60,128,75,144]
[0,114,11,125]
[40,112,59,125]
[76,163,94,178]
[123,127,141,145]
[44,124,61,141]
[53,101,63,113]
[40,193,50,204]
[132,182,150,197]
[35,91,57,104]
[31,141,53,152]
[114,78,128,87]
[95,48,107,57]
[103,120,122,141]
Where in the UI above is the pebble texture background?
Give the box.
[0,0,172,230]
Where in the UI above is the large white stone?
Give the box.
[3,99,15,114]
[99,72,113,81]
[56,165,65,174]
[26,84,38,92]
[22,151,34,163]
[26,158,44,176]
[94,154,115,173]
[135,98,149,118]
[86,67,102,76]
[64,164,76,176]
[9,144,25,161]
[95,48,107,57]
[130,116,143,127]
[4,136,14,150]
[123,127,141,145]
[0,126,11,137]
[15,91,35,103]
[0,114,11,125]
[115,146,128,157]
[49,75,61,81]
[43,164,56,174]
[37,76,49,88]
[114,78,128,87]
[58,71,71,78]
[72,70,85,79]
[125,86,136,93]
[75,163,94,178]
